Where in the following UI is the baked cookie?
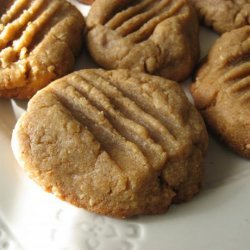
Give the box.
[86,0,200,82]
[12,69,208,218]
[191,26,250,158]
[0,0,85,99]
[189,0,250,33]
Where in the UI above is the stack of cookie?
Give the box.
[1,0,248,218]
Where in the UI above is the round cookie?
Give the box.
[191,26,250,158]
[86,0,200,82]
[0,0,85,99]
[189,0,250,34]
[12,69,208,218]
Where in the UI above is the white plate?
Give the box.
[0,2,250,250]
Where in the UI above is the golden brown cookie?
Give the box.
[12,69,208,218]
[191,26,250,158]
[0,0,85,99]
[86,0,200,82]
[189,0,250,33]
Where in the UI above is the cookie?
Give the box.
[0,0,85,99]
[189,0,250,33]
[191,26,250,158]
[86,0,200,82]
[12,69,208,218]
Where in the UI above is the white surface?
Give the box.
[0,2,250,250]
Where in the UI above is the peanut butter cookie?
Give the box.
[12,69,208,218]
[190,0,250,33]
[0,0,85,99]
[86,0,200,82]
[191,26,250,158]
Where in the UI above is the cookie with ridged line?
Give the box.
[189,0,250,34]
[191,26,250,158]
[86,0,200,82]
[0,0,85,99]
[12,69,208,218]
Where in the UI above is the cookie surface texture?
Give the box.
[86,0,200,82]
[0,0,85,99]
[190,0,250,33]
[191,26,250,158]
[13,69,208,218]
